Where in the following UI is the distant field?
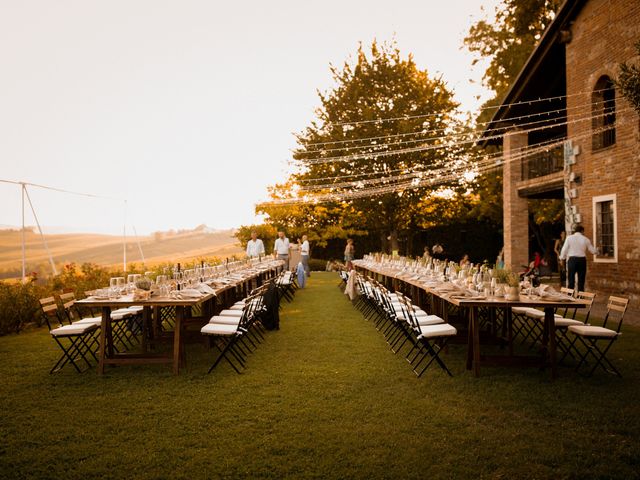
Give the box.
[0,228,243,278]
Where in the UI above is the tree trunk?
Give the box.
[379,232,388,253]
[389,230,399,255]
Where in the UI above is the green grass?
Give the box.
[1,272,639,479]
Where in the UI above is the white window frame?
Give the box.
[592,193,617,263]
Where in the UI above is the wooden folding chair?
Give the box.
[567,295,629,377]
[408,316,457,377]
[201,293,263,374]
[40,297,98,373]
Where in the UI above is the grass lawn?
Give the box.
[1,272,639,479]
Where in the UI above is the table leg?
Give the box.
[106,310,114,358]
[545,307,557,380]
[466,307,481,376]
[173,306,184,375]
[98,306,110,375]
[466,307,473,370]
[141,307,151,352]
[506,308,514,357]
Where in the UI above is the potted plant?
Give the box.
[505,272,521,301]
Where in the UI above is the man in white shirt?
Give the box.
[273,231,291,270]
[300,234,310,277]
[559,225,598,291]
[246,231,265,258]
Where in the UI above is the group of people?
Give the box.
[418,225,597,292]
[246,230,358,279]
[518,225,598,292]
[246,230,311,276]
[245,224,598,292]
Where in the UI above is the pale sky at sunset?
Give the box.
[0,0,500,235]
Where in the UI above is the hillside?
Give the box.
[0,227,242,278]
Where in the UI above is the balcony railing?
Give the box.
[521,144,564,181]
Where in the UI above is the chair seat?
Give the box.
[72,316,102,326]
[51,323,97,336]
[554,318,584,328]
[209,316,241,326]
[111,308,134,318]
[126,306,143,313]
[415,315,444,326]
[417,323,457,339]
[526,309,563,320]
[512,307,534,315]
[568,325,619,338]
[218,310,243,317]
[201,323,239,335]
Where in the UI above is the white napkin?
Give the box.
[178,288,203,298]
[197,283,215,294]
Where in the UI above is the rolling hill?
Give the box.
[0,227,243,278]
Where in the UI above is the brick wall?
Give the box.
[565,0,640,305]
[503,131,530,272]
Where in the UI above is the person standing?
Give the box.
[432,243,444,260]
[300,234,310,277]
[554,231,567,287]
[344,238,355,270]
[273,231,291,270]
[246,230,265,258]
[559,225,598,292]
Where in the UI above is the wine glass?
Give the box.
[156,275,167,296]
[173,271,183,290]
[116,277,125,295]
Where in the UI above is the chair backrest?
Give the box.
[560,287,575,297]
[575,291,596,323]
[555,287,575,317]
[603,296,629,333]
[58,292,80,324]
[398,293,422,334]
[39,297,61,331]
[240,292,264,326]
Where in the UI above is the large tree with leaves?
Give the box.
[287,40,470,253]
[465,0,560,123]
[617,41,640,114]
[464,0,564,259]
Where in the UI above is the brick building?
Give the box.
[483,0,640,304]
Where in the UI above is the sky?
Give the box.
[0,0,500,235]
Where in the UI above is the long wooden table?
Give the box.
[78,290,222,375]
[78,261,284,375]
[355,261,588,379]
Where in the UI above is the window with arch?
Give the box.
[592,76,616,150]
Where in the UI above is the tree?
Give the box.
[255,180,368,248]
[289,40,470,253]
[235,224,278,255]
[468,167,503,226]
[616,40,640,113]
[465,0,560,122]
[465,0,563,256]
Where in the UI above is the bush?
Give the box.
[308,259,329,271]
[0,280,43,335]
[0,263,122,336]
[0,257,252,336]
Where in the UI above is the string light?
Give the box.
[262,116,635,205]
[299,94,614,152]
[311,86,614,129]
[295,106,633,166]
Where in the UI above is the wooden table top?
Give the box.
[354,261,589,309]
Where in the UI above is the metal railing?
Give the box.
[521,144,564,181]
